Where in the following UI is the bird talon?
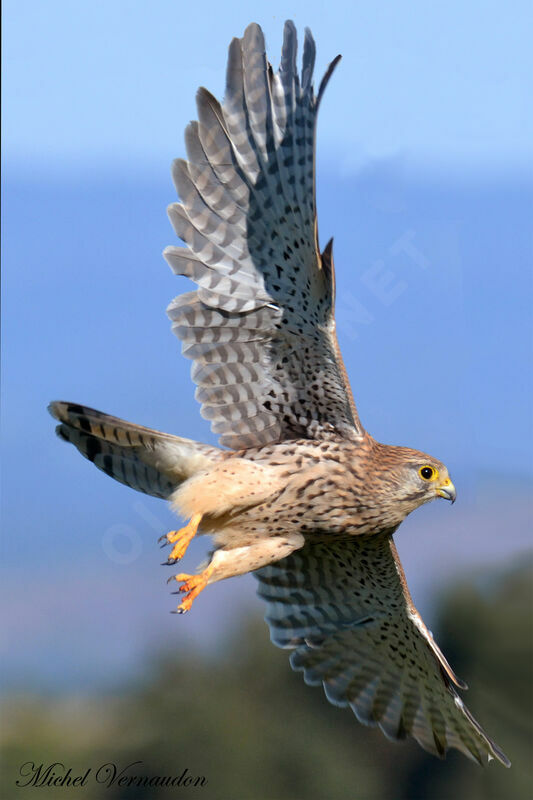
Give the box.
[170,567,212,614]
[160,513,202,563]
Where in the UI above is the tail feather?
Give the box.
[49,402,221,500]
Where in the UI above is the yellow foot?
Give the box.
[160,513,202,563]
[169,567,213,614]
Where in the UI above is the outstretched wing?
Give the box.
[166,21,363,450]
[255,534,510,766]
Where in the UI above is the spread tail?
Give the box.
[48,402,221,499]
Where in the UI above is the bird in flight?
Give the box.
[49,21,509,767]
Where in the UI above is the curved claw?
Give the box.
[169,567,213,614]
[159,514,202,564]
[165,553,184,564]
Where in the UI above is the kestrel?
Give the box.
[49,21,510,766]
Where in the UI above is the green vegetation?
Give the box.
[2,561,531,800]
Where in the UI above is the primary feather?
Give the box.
[165,21,360,449]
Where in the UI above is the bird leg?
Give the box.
[169,533,305,614]
[170,564,215,614]
[161,513,202,563]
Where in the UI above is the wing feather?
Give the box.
[166,21,362,448]
[255,534,511,766]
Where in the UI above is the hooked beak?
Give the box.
[437,478,456,504]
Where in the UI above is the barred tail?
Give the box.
[48,402,221,499]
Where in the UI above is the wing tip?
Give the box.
[317,54,342,107]
[491,747,512,768]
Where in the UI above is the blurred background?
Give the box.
[2,1,532,797]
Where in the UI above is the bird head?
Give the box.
[402,454,456,505]
[370,441,456,524]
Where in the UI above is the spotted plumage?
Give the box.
[49,20,509,767]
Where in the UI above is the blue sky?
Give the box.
[4,0,533,171]
[2,0,532,690]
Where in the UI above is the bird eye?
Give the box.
[419,465,437,481]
